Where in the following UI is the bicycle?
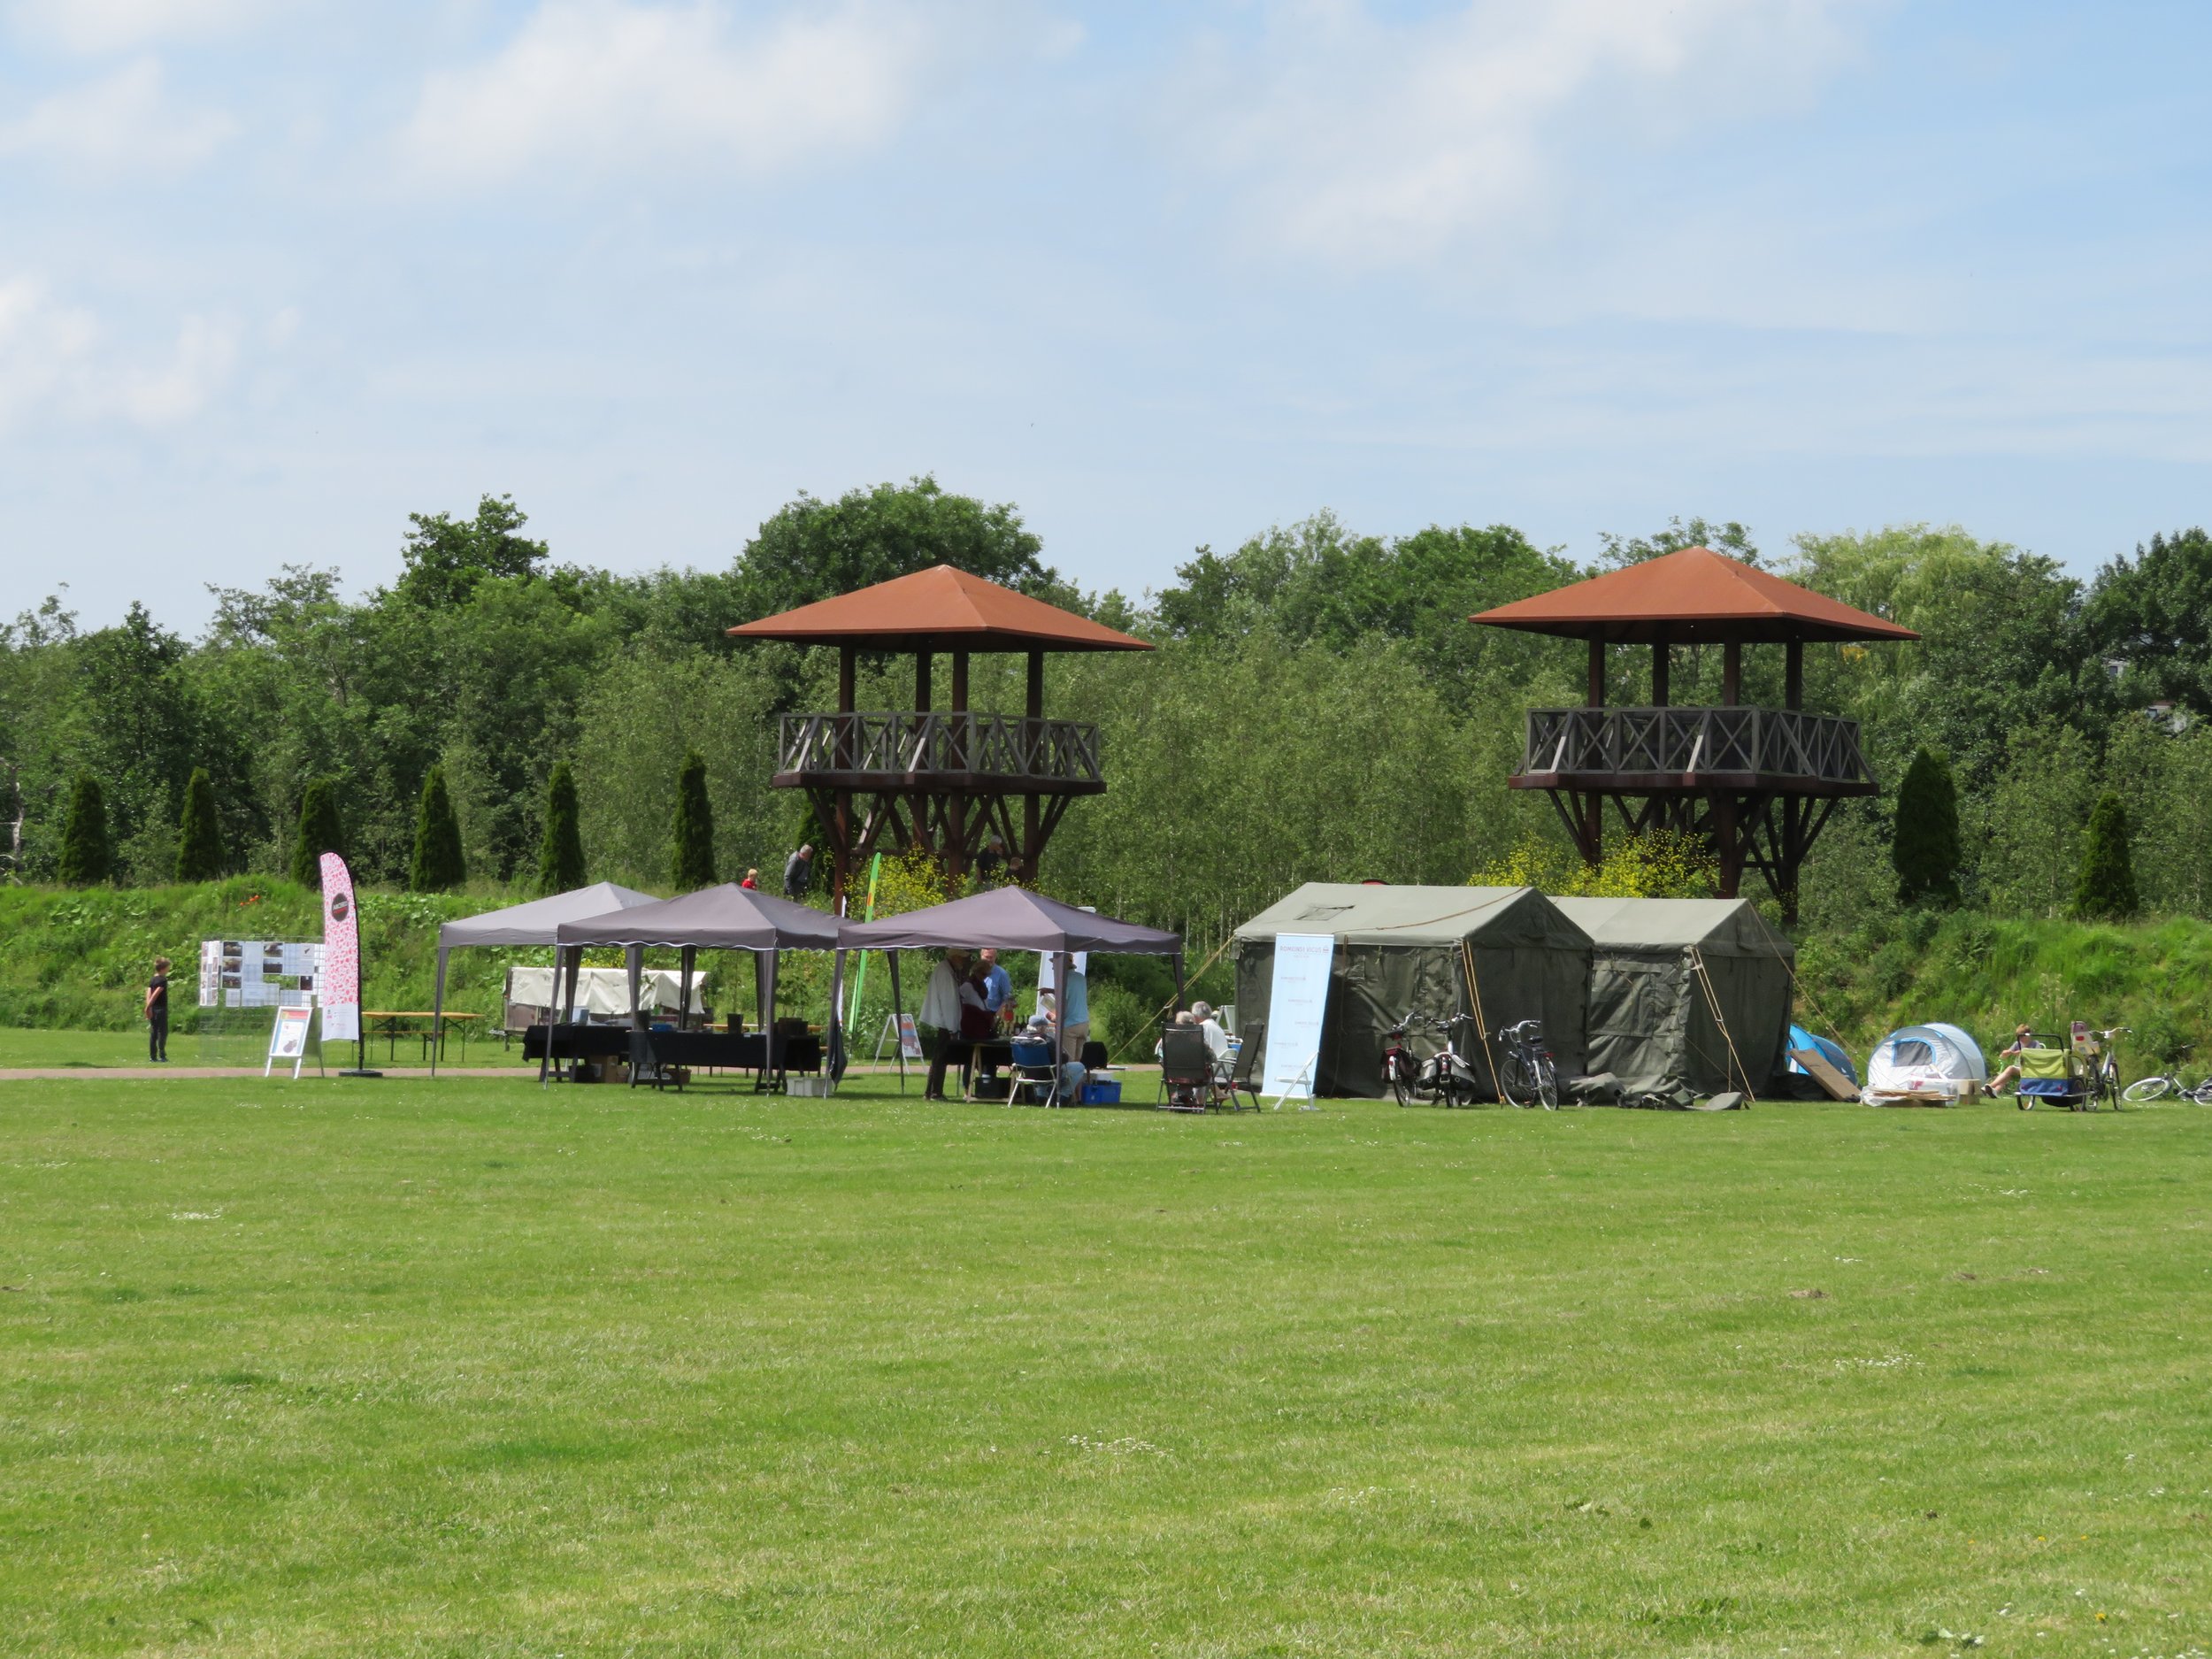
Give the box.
[1382,1010,1483,1107]
[2122,1042,2212,1104]
[1494,1017,1560,1110]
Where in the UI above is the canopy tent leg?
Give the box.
[887,949,906,1093]
[1172,952,1187,1018]
[763,949,781,1092]
[431,945,449,1079]
[678,945,696,1033]
[828,948,848,1083]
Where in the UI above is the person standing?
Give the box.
[782,844,814,900]
[973,947,1016,1087]
[921,947,974,1100]
[1056,961,1090,1065]
[144,956,171,1063]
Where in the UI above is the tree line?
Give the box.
[5,481,2212,953]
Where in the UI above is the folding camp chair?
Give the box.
[1009,1034,1065,1106]
[1156,1025,1212,1112]
[1217,1019,1263,1111]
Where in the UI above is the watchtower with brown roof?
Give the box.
[728,565,1151,907]
[1471,546,1919,919]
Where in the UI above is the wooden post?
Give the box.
[1652,635,1670,708]
[1024,649,1043,879]
[838,645,856,715]
[1785,640,1803,711]
[1723,641,1741,707]
[1587,639,1605,708]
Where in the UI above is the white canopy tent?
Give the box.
[505,965,707,1019]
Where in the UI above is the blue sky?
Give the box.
[4,0,2209,629]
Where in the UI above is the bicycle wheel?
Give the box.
[2122,1076,2174,1103]
[2191,1080,2212,1105]
[1390,1059,1414,1107]
[1499,1051,1535,1108]
[1536,1056,1560,1110]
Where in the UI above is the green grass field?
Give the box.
[4,1077,2208,1656]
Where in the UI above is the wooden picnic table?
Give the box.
[362,1010,480,1064]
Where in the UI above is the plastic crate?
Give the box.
[1080,1079,1121,1104]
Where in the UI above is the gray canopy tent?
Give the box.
[1551,896,1793,1096]
[839,887,1185,1089]
[1233,883,1592,1099]
[551,883,844,1084]
[431,881,657,1076]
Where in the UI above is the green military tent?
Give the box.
[1233,884,1591,1099]
[1550,896,1794,1096]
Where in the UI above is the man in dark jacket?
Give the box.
[782,844,814,900]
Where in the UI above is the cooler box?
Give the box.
[1080,1079,1121,1104]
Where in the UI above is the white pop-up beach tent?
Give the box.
[1863,1022,1987,1102]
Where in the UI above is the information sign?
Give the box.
[265,1003,314,1079]
[1260,932,1335,1107]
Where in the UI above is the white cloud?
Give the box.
[0,274,237,429]
[8,0,286,53]
[400,0,941,186]
[0,57,235,174]
[1177,0,1873,265]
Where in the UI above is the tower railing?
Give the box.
[776,711,1103,788]
[1516,705,1872,787]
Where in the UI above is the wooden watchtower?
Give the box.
[1471,547,1919,920]
[728,565,1151,909]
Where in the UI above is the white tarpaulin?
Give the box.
[507,966,707,1018]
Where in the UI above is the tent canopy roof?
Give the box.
[554,884,842,951]
[438,881,659,950]
[726,565,1154,656]
[1470,546,1922,646]
[839,886,1181,955]
[1235,883,1587,948]
[1549,895,1794,960]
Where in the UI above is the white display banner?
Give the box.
[1261,933,1335,1103]
[202,938,324,1010]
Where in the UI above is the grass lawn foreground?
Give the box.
[3,1075,2209,1656]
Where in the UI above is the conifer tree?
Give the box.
[175,767,223,882]
[2072,790,2139,920]
[538,761,586,894]
[289,778,346,889]
[57,772,111,887]
[409,765,467,892]
[1892,746,1962,907]
[671,750,716,890]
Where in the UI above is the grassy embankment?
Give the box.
[0,880,1202,1065]
[2,1073,2208,1655]
[11,880,2212,1076]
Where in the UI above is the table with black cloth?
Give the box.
[632,1029,822,1092]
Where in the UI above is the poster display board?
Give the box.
[1260,932,1335,1107]
[265,1004,314,1079]
[200,939,323,1010]
[896,1012,925,1060]
[319,853,361,1045]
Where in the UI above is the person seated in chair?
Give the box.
[1190,1001,1231,1064]
[1985,1024,2035,1096]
